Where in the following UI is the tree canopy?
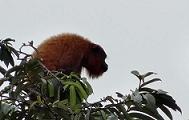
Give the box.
[0,38,181,120]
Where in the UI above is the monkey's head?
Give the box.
[83,44,108,78]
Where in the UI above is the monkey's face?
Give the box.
[85,44,108,78]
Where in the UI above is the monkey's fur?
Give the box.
[33,33,108,78]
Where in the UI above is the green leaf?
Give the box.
[100,110,107,119]
[131,70,140,77]
[47,80,54,97]
[143,93,156,110]
[107,113,119,120]
[69,85,76,106]
[53,99,69,109]
[85,109,91,120]
[116,104,131,120]
[143,106,164,120]
[41,78,47,84]
[64,80,89,100]
[159,105,173,120]
[0,80,4,86]
[2,38,15,43]
[5,65,24,77]
[70,72,80,80]
[63,84,70,90]
[108,108,122,119]
[143,72,156,78]
[75,87,85,102]
[0,102,16,115]
[30,101,39,109]
[140,78,161,88]
[0,66,7,75]
[157,89,168,94]
[74,81,88,100]
[129,112,155,120]
[41,78,48,96]
[116,92,124,98]
[153,93,182,113]
[81,78,93,95]
[4,51,14,67]
[0,44,15,67]
[14,83,25,98]
[139,87,157,93]
[131,89,142,105]
[8,46,19,58]
[130,106,164,120]
[70,104,81,113]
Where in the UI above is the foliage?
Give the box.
[0,39,181,120]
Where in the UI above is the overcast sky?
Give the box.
[0,0,188,119]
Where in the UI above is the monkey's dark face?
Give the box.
[85,44,108,78]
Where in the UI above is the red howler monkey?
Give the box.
[32,33,108,78]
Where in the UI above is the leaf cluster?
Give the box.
[0,39,182,120]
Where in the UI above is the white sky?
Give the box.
[0,0,188,119]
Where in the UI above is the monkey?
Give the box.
[32,33,108,78]
[29,33,108,101]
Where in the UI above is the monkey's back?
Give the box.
[33,33,91,71]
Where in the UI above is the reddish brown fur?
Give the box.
[33,33,108,78]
